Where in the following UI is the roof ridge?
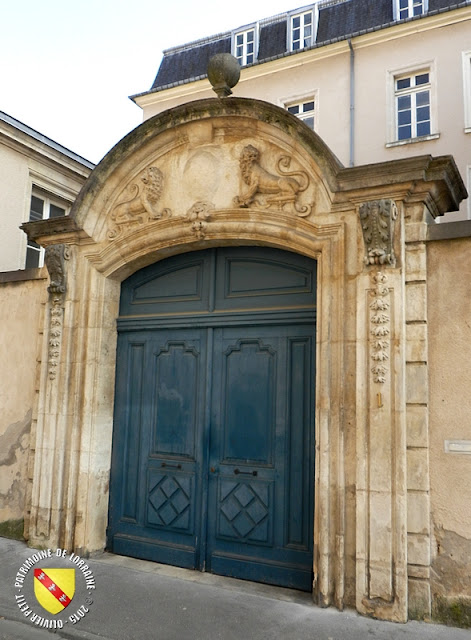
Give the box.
[0,110,94,167]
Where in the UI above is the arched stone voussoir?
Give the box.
[86,208,339,281]
[70,98,343,247]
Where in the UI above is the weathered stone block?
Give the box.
[407,448,430,491]
[408,564,430,579]
[408,533,431,566]
[406,363,428,404]
[405,244,427,282]
[406,405,429,448]
[408,578,431,620]
[408,492,430,535]
[405,282,427,323]
[406,323,427,363]
[405,222,427,243]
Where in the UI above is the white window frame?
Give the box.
[232,24,258,67]
[25,187,70,269]
[463,50,471,133]
[386,62,439,147]
[282,93,318,132]
[288,5,318,53]
[393,0,428,21]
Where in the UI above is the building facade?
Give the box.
[0,112,92,540]
[133,0,471,221]
[0,111,93,273]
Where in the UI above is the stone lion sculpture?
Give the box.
[234,144,311,215]
[111,166,169,226]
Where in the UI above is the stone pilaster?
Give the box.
[404,204,432,619]
[356,200,408,622]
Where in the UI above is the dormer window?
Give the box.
[233,27,256,66]
[289,8,315,52]
[394,0,428,20]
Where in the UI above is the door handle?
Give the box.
[234,468,258,476]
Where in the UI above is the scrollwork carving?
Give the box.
[234,145,312,216]
[359,199,397,267]
[108,166,171,239]
[45,244,70,294]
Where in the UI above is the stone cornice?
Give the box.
[21,216,91,246]
[335,155,467,216]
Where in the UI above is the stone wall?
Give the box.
[0,271,47,539]
[427,228,471,627]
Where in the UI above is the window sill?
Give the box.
[464,127,471,134]
[386,133,440,148]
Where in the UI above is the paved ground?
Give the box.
[0,537,469,640]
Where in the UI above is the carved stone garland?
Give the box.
[44,244,70,380]
[369,272,391,384]
[359,199,397,266]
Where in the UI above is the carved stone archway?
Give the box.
[23,98,466,622]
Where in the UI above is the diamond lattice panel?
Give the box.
[147,473,192,532]
[218,479,271,544]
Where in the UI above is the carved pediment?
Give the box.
[104,140,321,242]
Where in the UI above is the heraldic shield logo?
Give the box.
[33,568,75,614]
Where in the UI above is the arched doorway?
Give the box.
[108,246,317,591]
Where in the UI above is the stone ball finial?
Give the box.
[207,53,241,98]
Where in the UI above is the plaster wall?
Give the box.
[427,237,471,616]
[0,145,30,272]
[0,274,47,534]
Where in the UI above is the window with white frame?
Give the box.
[394,0,428,20]
[463,51,471,132]
[289,9,314,52]
[286,99,316,130]
[25,190,69,268]
[395,70,431,141]
[233,27,256,66]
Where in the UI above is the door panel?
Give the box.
[214,247,316,312]
[109,247,316,591]
[110,329,207,569]
[151,341,200,458]
[207,325,314,590]
[221,338,275,464]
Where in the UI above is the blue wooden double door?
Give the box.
[108,247,317,591]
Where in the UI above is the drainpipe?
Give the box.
[348,38,355,167]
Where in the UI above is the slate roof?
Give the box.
[145,0,470,95]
